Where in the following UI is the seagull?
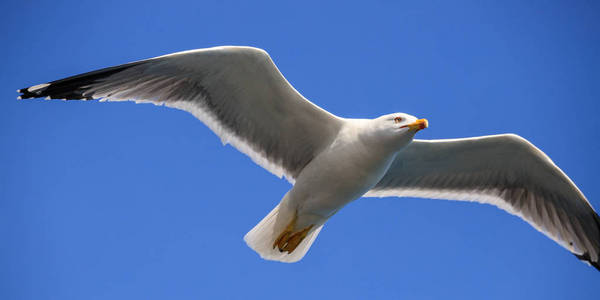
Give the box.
[18,46,600,269]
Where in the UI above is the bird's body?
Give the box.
[246,116,422,261]
[18,46,600,269]
[291,119,404,221]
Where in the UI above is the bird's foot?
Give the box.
[272,215,314,254]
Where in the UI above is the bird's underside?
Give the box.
[17,46,600,270]
[272,214,314,254]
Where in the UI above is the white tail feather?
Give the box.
[244,203,324,263]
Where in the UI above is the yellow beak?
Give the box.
[401,118,429,131]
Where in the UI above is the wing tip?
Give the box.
[17,83,51,100]
[17,81,99,101]
[574,252,600,272]
[16,58,146,101]
[591,260,600,272]
[574,212,600,271]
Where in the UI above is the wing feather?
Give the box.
[366,134,600,270]
[18,46,343,182]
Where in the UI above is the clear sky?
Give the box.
[2,0,599,299]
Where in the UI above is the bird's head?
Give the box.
[369,112,429,149]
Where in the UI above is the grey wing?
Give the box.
[365,134,600,270]
[18,46,343,182]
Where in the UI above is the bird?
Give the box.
[17,46,600,269]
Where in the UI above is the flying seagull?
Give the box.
[18,46,600,269]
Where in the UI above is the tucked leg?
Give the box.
[272,214,315,254]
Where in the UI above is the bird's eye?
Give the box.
[394,117,403,123]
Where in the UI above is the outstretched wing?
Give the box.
[365,134,600,270]
[18,46,343,182]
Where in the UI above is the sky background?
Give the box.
[2,0,599,299]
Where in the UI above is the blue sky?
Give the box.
[2,0,599,299]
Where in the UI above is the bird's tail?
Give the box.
[244,203,324,263]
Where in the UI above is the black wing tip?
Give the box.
[17,85,47,99]
[574,210,600,271]
[574,253,600,272]
[17,84,95,101]
[573,208,600,271]
[16,59,146,101]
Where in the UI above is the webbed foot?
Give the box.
[272,215,314,254]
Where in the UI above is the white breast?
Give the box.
[288,120,400,218]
